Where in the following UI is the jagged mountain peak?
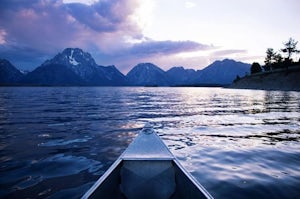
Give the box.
[62,47,83,54]
[169,66,185,70]
[167,66,193,73]
[43,48,97,67]
[134,63,164,71]
[62,48,93,63]
[126,62,169,86]
[21,48,127,86]
[39,48,99,82]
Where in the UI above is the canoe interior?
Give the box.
[85,159,210,199]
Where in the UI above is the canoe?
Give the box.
[82,124,213,199]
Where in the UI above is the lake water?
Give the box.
[0,87,299,198]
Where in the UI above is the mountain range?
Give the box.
[0,48,250,86]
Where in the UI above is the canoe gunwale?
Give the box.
[81,158,123,199]
[121,157,174,161]
[173,159,213,199]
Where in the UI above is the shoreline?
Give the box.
[230,66,300,92]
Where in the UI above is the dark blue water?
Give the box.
[0,87,299,198]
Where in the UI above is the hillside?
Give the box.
[0,59,24,84]
[230,66,300,91]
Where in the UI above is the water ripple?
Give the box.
[0,87,300,198]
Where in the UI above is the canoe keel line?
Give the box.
[82,124,213,199]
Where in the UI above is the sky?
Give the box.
[0,0,299,73]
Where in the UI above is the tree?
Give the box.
[251,62,262,74]
[264,48,276,71]
[274,53,283,63]
[233,75,241,83]
[281,37,300,61]
[273,53,283,69]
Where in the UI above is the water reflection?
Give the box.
[264,91,300,112]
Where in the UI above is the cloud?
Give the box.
[210,49,248,57]
[0,0,143,69]
[65,0,141,34]
[127,40,211,56]
[0,29,7,44]
[185,1,196,9]
[0,1,79,50]
[88,39,213,72]
[0,0,215,72]
[63,0,99,6]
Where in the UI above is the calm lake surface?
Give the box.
[0,87,300,198]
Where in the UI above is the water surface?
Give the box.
[0,87,299,198]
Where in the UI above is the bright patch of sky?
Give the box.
[185,1,196,8]
[133,0,154,31]
[63,0,99,5]
[141,0,300,65]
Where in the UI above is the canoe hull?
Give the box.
[82,126,213,199]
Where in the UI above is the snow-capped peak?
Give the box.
[68,49,79,66]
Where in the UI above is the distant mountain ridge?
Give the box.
[0,48,250,86]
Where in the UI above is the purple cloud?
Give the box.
[128,40,211,56]
[89,39,214,72]
[0,0,83,67]
[65,0,140,34]
[0,0,214,72]
[0,0,149,70]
